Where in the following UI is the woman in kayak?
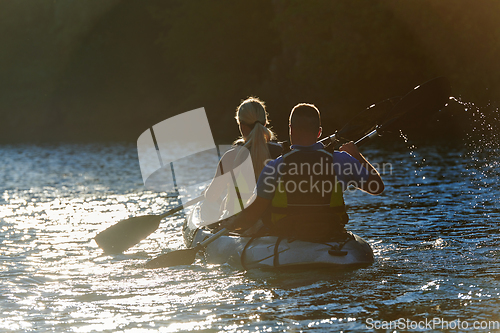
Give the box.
[202,97,281,223]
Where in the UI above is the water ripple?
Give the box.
[0,143,499,331]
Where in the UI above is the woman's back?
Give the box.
[203,97,279,221]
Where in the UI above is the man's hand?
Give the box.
[339,141,385,195]
[339,141,361,158]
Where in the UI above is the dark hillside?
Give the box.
[0,0,499,143]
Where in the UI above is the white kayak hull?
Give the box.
[183,203,374,270]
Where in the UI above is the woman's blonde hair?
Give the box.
[234,97,276,178]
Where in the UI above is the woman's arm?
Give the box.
[221,196,271,232]
[204,148,237,201]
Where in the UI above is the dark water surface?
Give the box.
[0,141,499,332]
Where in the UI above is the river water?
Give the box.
[0,136,499,332]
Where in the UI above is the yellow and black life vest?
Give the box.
[269,148,348,240]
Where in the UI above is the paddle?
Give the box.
[354,77,451,146]
[277,97,401,151]
[144,77,451,269]
[145,227,229,269]
[319,96,401,145]
[94,195,203,254]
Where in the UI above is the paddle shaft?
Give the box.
[321,117,382,147]
[286,121,368,148]
[354,128,380,146]
[158,195,204,219]
[319,133,338,145]
[199,228,230,247]
[145,227,230,268]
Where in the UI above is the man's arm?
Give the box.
[339,141,384,195]
[221,196,271,232]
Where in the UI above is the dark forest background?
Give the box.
[1,0,499,144]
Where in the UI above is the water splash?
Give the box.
[451,98,500,210]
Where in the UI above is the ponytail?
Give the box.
[234,97,277,178]
[245,122,274,178]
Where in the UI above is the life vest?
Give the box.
[269,148,348,240]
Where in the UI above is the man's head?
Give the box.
[289,103,322,145]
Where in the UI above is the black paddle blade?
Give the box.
[145,247,199,269]
[94,215,162,254]
[336,97,401,141]
[379,77,451,134]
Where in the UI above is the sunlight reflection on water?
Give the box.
[0,141,498,332]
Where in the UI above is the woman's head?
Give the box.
[234,97,276,177]
[236,97,269,139]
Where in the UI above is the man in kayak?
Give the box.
[222,103,384,242]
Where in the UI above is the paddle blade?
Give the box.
[145,247,199,269]
[336,97,401,141]
[380,77,451,134]
[94,215,162,254]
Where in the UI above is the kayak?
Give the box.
[182,202,375,270]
